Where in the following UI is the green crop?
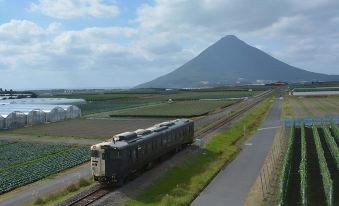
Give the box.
[322,124,339,170]
[331,122,339,143]
[299,123,307,205]
[0,141,90,194]
[312,125,333,206]
[279,124,295,205]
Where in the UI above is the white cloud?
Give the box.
[135,0,339,75]
[0,19,187,89]
[2,0,339,89]
[29,0,119,19]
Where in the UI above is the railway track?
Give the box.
[63,91,272,206]
[195,90,271,139]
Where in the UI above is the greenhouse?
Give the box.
[0,115,5,129]
[5,111,27,129]
[65,105,81,119]
[0,104,82,130]
[47,107,66,122]
[27,109,46,125]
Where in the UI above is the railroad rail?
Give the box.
[62,91,272,206]
[195,90,271,139]
[59,185,113,206]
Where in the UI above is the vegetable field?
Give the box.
[0,140,90,194]
[107,100,235,118]
[279,123,339,205]
[48,90,260,115]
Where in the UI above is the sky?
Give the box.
[0,0,339,89]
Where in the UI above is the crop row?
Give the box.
[299,123,307,205]
[279,124,295,205]
[108,100,235,117]
[0,141,90,194]
[331,122,339,142]
[312,125,333,206]
[0,142,70,170]
[322,125,339,169]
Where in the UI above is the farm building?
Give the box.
[47,106,66,122]
[27,109,46,125]
[5,111,27,129]
[0,115,5,129]
[0,104,82,130]
[65,105,81,119]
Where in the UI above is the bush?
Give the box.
[33,198,46,205]
[66,184,78,193]
[78,178,91,187]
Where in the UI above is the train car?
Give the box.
[91,119,194,185]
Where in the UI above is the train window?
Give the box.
[91,150,99,158]
[102,153,105,160]
[132,149,137,161]
[110,151,120,160]
[138,145,144,156]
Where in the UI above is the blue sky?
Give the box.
[0,0,339,89]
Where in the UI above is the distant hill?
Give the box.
[137,35,339,88]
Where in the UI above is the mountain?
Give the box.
[136,35,339,88]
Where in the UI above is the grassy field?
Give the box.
[3,118,163,140]
[48,90,261,115]
[103,100,236,118]
[124,98,273,206]
[283,95,339,118]
[0,140,90,194]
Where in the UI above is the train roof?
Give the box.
[91,119,193,150]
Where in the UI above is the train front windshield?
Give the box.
[91,150,99,158]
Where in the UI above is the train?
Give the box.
[90,119,194,185]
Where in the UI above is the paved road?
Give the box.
[191,98,281,206]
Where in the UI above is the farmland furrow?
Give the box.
[318,128,339,205]
[305,127,326,205]
[285,127,301,205]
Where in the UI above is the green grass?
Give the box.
[282,96,292,119]
[296,98,313,116]
[48,90,260,115]
[106,100,236,118]
[27,177,93,206]
[124,98,273,206]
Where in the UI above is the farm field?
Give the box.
[4,118,164,140]
[103,100,236,118]
[284,96,339,118]
[0,140,90,194]
[48,90,261,115]
[279,123,339,205]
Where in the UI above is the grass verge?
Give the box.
[281,96,292,119]
[26,177,93,206]
[124,98,274,206]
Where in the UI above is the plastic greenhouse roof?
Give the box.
[0,104,77,117]
[0,98,85,105]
